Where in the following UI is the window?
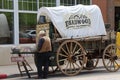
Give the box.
[0,0,14,44]
[60,0,74,6]
[39,0,56,7]
[60,0,91,6]
[18,0,56,44]
[0,12,14,44]
[18,0,37,11]
[77,0,90,5]
[0,0,13,9]
[18,0,56,11]
[19,13,37,43]
[0,0,91,45]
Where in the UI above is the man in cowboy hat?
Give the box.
[36,30,52,79]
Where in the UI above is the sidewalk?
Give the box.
[0,63,65,80]
[0,63,63,80]
[0,63,37,79]
[0,62,120,80]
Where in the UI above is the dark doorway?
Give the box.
[115,7,120,31]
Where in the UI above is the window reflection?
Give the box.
[0,0,91,44]
[0,13,14,44]
[19,13,36,44]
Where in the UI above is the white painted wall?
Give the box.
[0,44,36,65]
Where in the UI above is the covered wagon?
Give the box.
[36,4,120,76]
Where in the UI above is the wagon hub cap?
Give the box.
[67,55,76,63]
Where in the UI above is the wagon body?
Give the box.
[36,4,120,76]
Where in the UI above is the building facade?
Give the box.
[93,0,120,31]
[0,0,120,65]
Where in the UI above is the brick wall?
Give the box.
[92,0,114,30]
[92,0,107,23]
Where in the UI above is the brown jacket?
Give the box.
[39,36,52,53]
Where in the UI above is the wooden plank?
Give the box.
[55,36,103,42]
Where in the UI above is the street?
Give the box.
[0,59,120,80]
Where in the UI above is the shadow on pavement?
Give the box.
[7,68,112,79]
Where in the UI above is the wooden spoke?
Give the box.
[110,61,113,68]
[69,62,72,73]
[106,60,111,67]
[57,40,85,76]
[61,47,69,56]
[59,58,67,62]
[65,61,70,71]
[66,43,70,54]
[72,44,78,54]
[76,48,81,53]
[76,53,84,57]
[103,44,120,72]
[114,60,119,66]
[113,61,116,70]
[70,42,73,54]
[74,62,81,68]
[59,53,68,57]
[78,60,84,65]
[71,62,76,71]
[105,53,111,58]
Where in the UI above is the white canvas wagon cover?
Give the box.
[37,4,106,38]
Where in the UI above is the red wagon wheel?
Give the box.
[56,40,86,76]
[103,43,120,72]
